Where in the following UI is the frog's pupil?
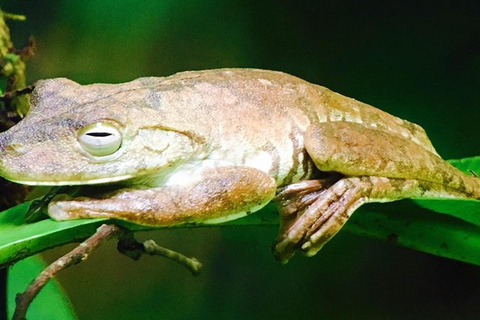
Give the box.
[87,132,112,137]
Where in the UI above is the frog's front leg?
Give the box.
[273,121,480,263]
[48,166,276,226]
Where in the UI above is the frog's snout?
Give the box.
[0,130,10,154]
[0,130,28,157]
[0,130,12,176]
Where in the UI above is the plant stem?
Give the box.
[12,223,204,319]
[13,224,126,320]
[117,233,203,276]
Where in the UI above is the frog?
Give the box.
[0,68,479,263]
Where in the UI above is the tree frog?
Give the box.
[0,69,478,263]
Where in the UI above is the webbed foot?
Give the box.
[273,176,410,263]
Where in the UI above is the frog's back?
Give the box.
[42,68,434,156]
[152,68,437,155]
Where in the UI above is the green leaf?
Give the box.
[0,202,105,266]
[1,157,480,267]
[346,201,480,265]
[7,255,78,319]
[412,198,480,227]
[411,156,480,227]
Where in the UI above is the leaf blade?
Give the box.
[0,202,105,265]
[346,201,480,265]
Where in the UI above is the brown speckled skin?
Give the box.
[0,69,435,184]
[0,69,479,262]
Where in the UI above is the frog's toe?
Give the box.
[272,177,341,263]
[47,194,76,221]
[273,177,368,262]
[272,232,300,264]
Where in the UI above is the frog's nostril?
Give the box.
[5,143,27,155]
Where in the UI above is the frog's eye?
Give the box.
[77,122,122,156]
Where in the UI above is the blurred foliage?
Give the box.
[0,8,29,116]
[3,1,480,319]
[0,8,33,214]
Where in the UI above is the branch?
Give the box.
[0,85,34,102]
[13,224,126,320]
[12,223,203,319]
[117,233,202,275]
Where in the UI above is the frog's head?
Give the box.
[0,78,202,186]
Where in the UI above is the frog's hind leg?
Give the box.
[273,175,469,263]
[273,121,480,263]
[303,121,480,198]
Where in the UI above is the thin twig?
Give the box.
[117,233,203,276]
[13,224,203,319]
[144,240,202,275]
[13,224,126,320]
[0,8,31,117]
[0,85,34,101]
[3,13,26,21]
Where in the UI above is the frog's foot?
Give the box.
[273,176,425,263]
[273,176,362,263]
[273,175,341,239]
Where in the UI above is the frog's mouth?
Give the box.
[5,173,137,186]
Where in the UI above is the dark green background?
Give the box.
[4,1,480,319]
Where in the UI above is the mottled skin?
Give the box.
[0,69,479,263]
